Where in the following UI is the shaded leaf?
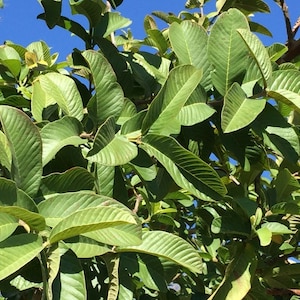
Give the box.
[0,213,18,242]
[40,0,62,29]
[0,234,44,281]
[142,134,227,200]
[40,116,84,166]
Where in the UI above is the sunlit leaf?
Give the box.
[0,213,18,242]
[117,231,202,274]
[0,106,42,197]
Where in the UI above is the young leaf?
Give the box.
[40,116,84,166]
[221,82,266,133]
[141,134,227,200]
[86,117,138,166]
[38,73,84,121]
[117,231,202,274]
[0,233,44,281]
[169,20,212,90]
[142,65,203,136]
[237,28,272,87]
[0,106,42,197]
[208,8,249,95]
[83,50,124,125]
[0,45,21,77]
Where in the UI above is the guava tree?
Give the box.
[0,0,299,299]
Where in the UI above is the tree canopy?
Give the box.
[0,0,299,299]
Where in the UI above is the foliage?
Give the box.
[0,0,299,299]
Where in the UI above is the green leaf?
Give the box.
[141,134,227,200]
[0,130,11,170]
[64,236,111,258]
[38,192,132,227]
[209,243,257,300]
[267,43,288,62]
[47,245,61,300]
[117,231,202,274]
[0,45,21,77]
[0,213,18,242]
[261,222,292,234]
[40,167,94,195]
[26,41,52,65]
[237,29,272,87]
[169,20,212,90]
[256,227,272,246]
[208,8,249,95]
[147,29,169,54]
[86,117,137,165]
[94,164,115,197]
[53,250,86,300]
[49,206,139,244]
[38,73,84,121]
[0,106,42,197]
[38,15,90,45]
[221,0,270,14]
[142,65,203,136]
[221,82,266,133]
[0,177,38,212]
[94,12,132,38]
[0,206,45,231]
[83,50,124,125]
[0,233,44,281]
[249,21,272,37]
[267,69,300,111]
[116,98,137,126]
[83,222,142,246]
[69,0,106,27]
[275,168,300,200]
[40,0,62,29]
[40,116,84,166]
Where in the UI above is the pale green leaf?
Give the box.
[83,50,124,125]
[94,164,115,197]
[147,29,169,54]
[0,130,11,170]
[179,103,215,126]
[142,65,203,136]
[142,134,227,200]
[256,227,272,246]
[267,43,288,61]
[10,275,43,291]
[49,206,139,244]
[86,117,138,166]
[116,98,137,126]
[208,8,249,95]
[117,231,202,274]
[0,45,21,77]
[26,41,51,65]
[0,213,18,242]
[261,222,292,234]
[0,233,44,281]
[169,20,212,90]
[0,106,42,197]
[38,73,84,121]
[40,116,84,166]
[221,82,266,133]
[237,29,272,87]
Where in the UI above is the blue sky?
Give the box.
[0,0,298,61]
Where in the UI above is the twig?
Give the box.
[292,16,300,37]
[132,193,142,214]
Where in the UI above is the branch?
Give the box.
[277,0,294,46]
